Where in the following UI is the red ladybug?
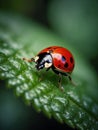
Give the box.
[23,46,75,91]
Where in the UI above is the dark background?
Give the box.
[0,0,98,130]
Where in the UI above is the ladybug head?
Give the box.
[34,52,53,70]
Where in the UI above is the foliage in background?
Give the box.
[48,0,98,59]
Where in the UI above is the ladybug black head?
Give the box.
[35,52,53,70]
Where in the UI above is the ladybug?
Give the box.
[23,46,75,91]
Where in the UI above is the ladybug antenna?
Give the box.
[23,57,35,62]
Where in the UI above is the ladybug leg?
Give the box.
[23,57,34,62]
[58,73,64,92]
[46,67,50,71]
[68,75,72,81]
[38,68,50,81]
[68,75,76,86]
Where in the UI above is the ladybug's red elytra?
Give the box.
[23,46,75,91]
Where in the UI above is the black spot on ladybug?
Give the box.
[61,56,66,62]
[70,57,73,63]
[47,47,52,50]
[64,62,68,68]
[58,64,61,68]
[49,49,53,53]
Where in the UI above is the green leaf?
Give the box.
[0,12,98,130]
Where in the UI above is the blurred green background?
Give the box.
[0,0,98,130]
